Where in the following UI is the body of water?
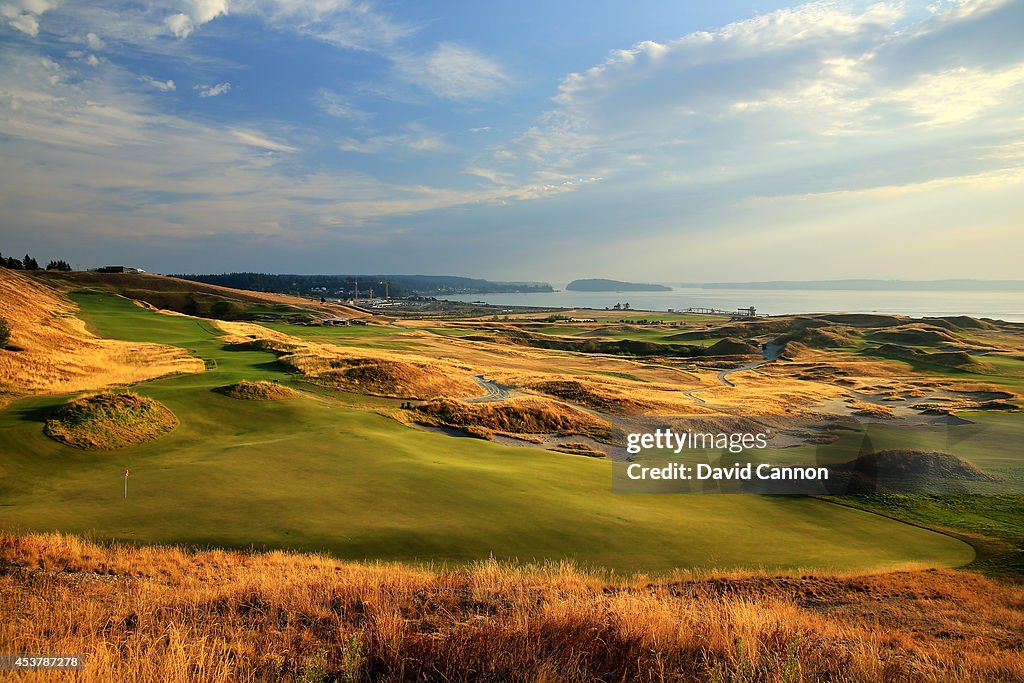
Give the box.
[445,287,1024,322]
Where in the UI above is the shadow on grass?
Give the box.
[11,401,60,425]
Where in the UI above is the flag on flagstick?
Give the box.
[124,468,129,499]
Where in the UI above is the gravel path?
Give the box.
[464,375,514,402]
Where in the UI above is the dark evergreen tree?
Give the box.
[23,254,39,270]
[6,257,23,270]
[46,260,72,271]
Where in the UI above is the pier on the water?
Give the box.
[677,306,759,318]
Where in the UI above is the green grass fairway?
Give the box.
[0,292,974,574]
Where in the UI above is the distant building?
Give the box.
[321,317,350,326]
[569,318,597,323]
[91,266,146,274]
[737,306,757,317]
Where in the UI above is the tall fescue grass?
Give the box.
[2,532,1022,682]
[411,397,613,440]
[0,270,203,399]
[216,320,483,400]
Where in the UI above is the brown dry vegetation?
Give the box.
[526,377,659,414]
[218,318,851,419]
[848,400,896,418]
[410,397,613,441]
[43,391,178,450]
[0,270,203,404]
[1,532,1022,682]
[695,371,847,416]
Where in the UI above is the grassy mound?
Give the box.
[775,326,857,349]
[472,329,704,358]
[866,325,964,347]
[818,313,908,328]
[267,341,481,400]
[703,337,760,356]
[414,397,613,440]
[529,379,650,414]
[852,450,1001,481]
[215,380,300,401]
[868,343,993,372]
[925,315,997,330]
[309,357,473,399]
[44,392,178,450]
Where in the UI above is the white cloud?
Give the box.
[164,12,193,38]
[0,50,565,257]
[8,11,38,35]
[164,0,227,39]
[398,43,510,100]
[463,166,511,185]
[84,31,104,49]
[1,0,55,37]
[195,81,231,97]
[230,128,298,152]
[513,0,1024,185]
[406,135,446,152]
[886,63,1024,126]
[337,127,451,155]
[232,0,413,51]
[191,0,227,24]
[315,88,370,121]
[2,0,1022,279]
[141,75,176,91]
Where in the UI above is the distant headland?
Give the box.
[566,278,672,292]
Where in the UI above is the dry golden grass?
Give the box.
[43,391,178,449]
[408,397,614,441]
[1,532,1022,682]
[848,400,896,418]
[216,320,483,400]
[217,318,856,418]
[694,371,847,416]
[33,270,373,321]
[0,270,203,401]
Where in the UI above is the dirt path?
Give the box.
[463,375,514,402]
[686,343,781,403]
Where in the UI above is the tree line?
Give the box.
[0,251,71,271]
[174,272,554,298]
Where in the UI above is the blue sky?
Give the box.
[1,0,1022,281]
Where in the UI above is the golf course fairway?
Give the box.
[0,292,974,574]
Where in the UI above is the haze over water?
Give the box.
[446,287,1024,323]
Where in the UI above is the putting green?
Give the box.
[0,292,974,573]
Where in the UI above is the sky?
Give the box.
[0,0,1022,282]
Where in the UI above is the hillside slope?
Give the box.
[30,271,372,321]
[0,269,203,402]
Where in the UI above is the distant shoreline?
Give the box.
[444,286,1024,323]
[675,279,1024,292]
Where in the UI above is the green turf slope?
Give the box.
[0,292,974,574]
